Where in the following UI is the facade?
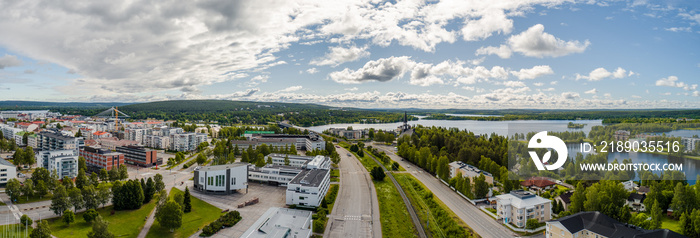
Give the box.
[144,135,170,149]
[554,191,573,211]
[496,190,552,228]
[125,128,147,145]
[240,207,312,238]
[193,163,248,194]
[625,193,646,212]
[116,145,158,167]
[37,131,80,151]
[448,161,494,184]
[248,165,303,186]
[170,133,208,151]
[0,158,16,185]
[613,130,631,141]
[80,146,125,171]
[546,211,683,238]
[26,134,38,148]
[286,168,330,207]
[681,137,700,152]
[327,128,362,139]
[231,138,296,151]
[265,154,331,169]
[0,124,23,140]
[14,131,26,147]
[248,133,326,151]
[36,150,79,178]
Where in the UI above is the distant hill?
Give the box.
[118,100,331,114]
[0,101,131,109]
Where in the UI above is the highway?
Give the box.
[324,145,382,238]
[372,142,516,238]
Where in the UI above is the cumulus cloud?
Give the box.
[584,88,598,94]
[248,75,269,86]
[0,54,22,69]
[510,65,554,80]
[562,92,580,100]
[329,56,414,84]
[575,67,630,81]
[477,24,590,59]
[310,45,369,67]
[306,68,319,74]
[665,27,691,32]
[278,85,303,92]
[656,76,697,91]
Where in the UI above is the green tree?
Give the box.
[20,214,32,227]
[154,174,165,192]
[144,178,155,204]
[526,218,541,229]
[75,130,82,137]
[651,200,663,229]
[108,169,119,182]
[284,155,290,165]
[670,182,697,219]
[22,179,34,199]
[184,187,192,213]
[474,174,489,199]
[50,185,71,215]
[12,148,24,167]
[196,153,207,165]
[681,212,694,237]
[63,209,75,226]
[76,168,89,189]
[62,176,74,190]
[78,156,86,171]
[83,209,99,223]
[99,168,108,181]
[82,185,99,210]
[6,178,22,202]
[157,200,183,232]
[24,146,35,167]
[90,172,100,186]
[88,216,115,238]
[570,183,586,213]
[118,166,128,180]
[69,187,84,212]
[97,183,111,208]
[370,166,385,181]
[30,220,51,238]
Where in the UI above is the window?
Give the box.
[233,177,236,185]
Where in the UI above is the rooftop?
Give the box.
[0,158,14,167]
[289,169,328,187]
[550,211,684,238]
[240,207,312,238]
[195,162,249,172]
[82,146,122,156]
[496,190,550,208]
[521,177,557,188]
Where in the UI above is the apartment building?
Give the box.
[116,145,159,167]
[448,161,494,184]
[37,131,81,151]
[496,190,552,228]
[36,150,78,178]
[80,146,125,172]
[0,158,16,185]
[193,163,248,194]
[170,133,207,151]
[286,168,330,207]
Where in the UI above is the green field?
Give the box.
[14,194,53,204]
[48,200,157,238]
[145,188,222,238]
[394,173,473,238]
[661,216,681,234]
[374,180,418,238]
[0,224,33,237]
[330,169,340,182]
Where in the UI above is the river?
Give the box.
[304,118,700,184]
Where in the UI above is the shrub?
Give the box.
[83,209,99,223]
[199,211,243,237]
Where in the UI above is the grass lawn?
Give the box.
[374,180,418,238]
[661,216,682,233]
[14,194,53,204]
[326,184,339,213]
[330,169,340,182]
[394,173,474,238]
[145,188,222,238]
[48,200,157,238]
[0,224,32,236]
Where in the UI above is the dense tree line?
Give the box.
[422,110,700,121]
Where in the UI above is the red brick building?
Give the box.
[79,146,125,172]
[116,145,159,167]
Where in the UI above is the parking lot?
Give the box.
[188,182,288,237]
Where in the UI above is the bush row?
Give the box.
[200,210,242,237]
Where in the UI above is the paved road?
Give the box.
[372,143,516,238]
[324,146,381,238]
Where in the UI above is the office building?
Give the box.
[265,154,331,169]
[245,132,325,151]
[240,207,312,238]
[248,165,303,186]
[36,150,79,178]
[80,146,125,172]
[116,145,159,167]
[546,211,683,238]
[193,163,248,194]
[0,158,16,185]
[231,138,296,151]
[496,190,552,228]
[286,168,330,207]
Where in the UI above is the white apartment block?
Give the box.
[0,158,16,185]
[125,128,148,145]
[145,135,170,150]
[0,124,23,140]
[169,133,208,151]
[681,137,700,152]
[496,190,552,228]
[286,168,330,207]
[265,154,331,169]
[36,150,79,179]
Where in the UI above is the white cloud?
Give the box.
[475,45,512,59]
[562,92,580,100]
[631,95,642,98]
[476,24,589,58]
[550,81,558,85]
[575,67,630,81]
[460,9,513,41]
[501,81,526,87]
[584,88,598,94]
[533,82,544,86]
[656,76,697,91]
[248,75,269,86]
[510,65,554,80]
[306,68,319,74]
[665,27,691,32]
[604,93,612,98]
[278,85,303,92]
[310,45,369,67]
[329,56,415,84]
[345,87,358,91]
[0,54,22,69]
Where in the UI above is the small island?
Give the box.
[567,122,585,129]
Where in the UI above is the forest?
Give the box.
[422,109,700,121]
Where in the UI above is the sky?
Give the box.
[0,0,698,109]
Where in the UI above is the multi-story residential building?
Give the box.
[286,168,330,207]
[170,133,208,151]
[448,161,494,184]
[0,124,23,140]
[26,134,38,148]
[37,131,80,151]
[546,211,683,238]
[92,131,112,140]
[240,207,312,238]
[265,154,331,169]
[14,131,26,147]
[144,135,170,149]
[231,138,296,151]
[327,128,362,139]
[36,150,79,178]
[116,145,159,167]
[79,146,125,172]
[0,158,16,185]
[125,128,148,145]
[681,137,700,152]
[193,163,248,194]
[496,190,552,228]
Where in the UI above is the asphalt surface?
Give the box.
[372,143,516,238]
[324,145,382,238]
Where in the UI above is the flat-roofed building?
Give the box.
[448,161,494,184]
[116,145,158,167]
[546,211,683,238]
[496,190,552,228]
[0,158,16,185]
[231,138,296,151]
[286,168,330,207]
[37,131,80,151]
[193,163,248,194]
[37,150,78,178]
[79,146,125,172]
[240,207,312,238]
[265,154,331,169]
[248,165,303,186]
